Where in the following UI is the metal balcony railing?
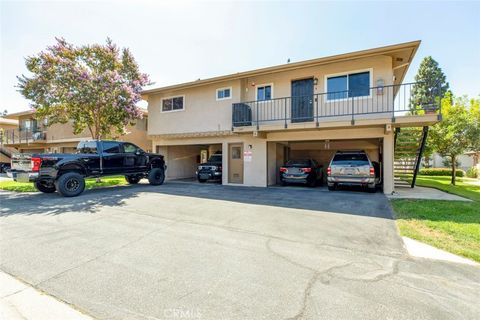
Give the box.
[0,127,46,145]
[232,82,442,129]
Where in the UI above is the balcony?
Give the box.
[0,128,46,145]
[232,82,441,130]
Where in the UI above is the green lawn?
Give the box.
[0,175,128,192]
[392,175,480,262]
[392,199,480,262]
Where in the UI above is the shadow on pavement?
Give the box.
[0,180,393,219]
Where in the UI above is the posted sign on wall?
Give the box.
[243,150,252,162]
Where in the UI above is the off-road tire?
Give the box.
[125,175,141,184]
[34,180,56,193]
[148,168,165,186]
[55,172,85,197]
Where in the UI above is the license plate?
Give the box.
[16,172,30,183]
[199,174,210,180]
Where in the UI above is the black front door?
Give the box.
[291,78,314,123]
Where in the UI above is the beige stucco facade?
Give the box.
[3,111,151,153]
[142,41,438,194]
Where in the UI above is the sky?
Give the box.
[1,0,479,114]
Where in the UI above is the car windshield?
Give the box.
[285,159,311,167]
[332,153,369,165]
[209,155,222,162]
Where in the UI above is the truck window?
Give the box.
[102,141,121,154]
[123,143,138,154]
[77,141,98,154]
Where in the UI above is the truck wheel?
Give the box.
[55,172,85,197]
[34,180,56,193]
[148,168,165,186]
[125,175,141,184]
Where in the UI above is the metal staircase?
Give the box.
[394,127,429,188]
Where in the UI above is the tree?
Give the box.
[411,56,449,112]
[429,93,474,185]
[17,38,150,139]
[466,96,480,155]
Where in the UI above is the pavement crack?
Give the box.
[286,262,354,320]
[265,239,316,272]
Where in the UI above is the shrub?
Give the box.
[466,167,478,179]
[419,168,465,177]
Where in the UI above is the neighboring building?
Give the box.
[429,152,478,171]
[142,40,441,194]
[1,109,151,153]
[0,117,19,165]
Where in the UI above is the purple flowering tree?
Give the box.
[17,38,150,139]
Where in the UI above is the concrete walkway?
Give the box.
[388,185,471,201]
[402,237,478,266]
[0,271,92,320]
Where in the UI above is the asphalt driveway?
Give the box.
[1,182,479,319]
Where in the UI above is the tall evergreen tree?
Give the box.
[411,56,449,112]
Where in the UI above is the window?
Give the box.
[77,141,98,154]
[102,141,121,153]
[161,96,184,112]
[216,87,232,100]
[123,143,138,154]
[326,71,371,100]
[256,84,272,101]
[332,153,369,166]
[231,147,241,159]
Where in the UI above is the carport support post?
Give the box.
[383,131,395,194]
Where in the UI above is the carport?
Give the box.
[267,138,383,187]
[156,143,222,180]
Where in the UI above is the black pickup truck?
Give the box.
[10,140,166,197]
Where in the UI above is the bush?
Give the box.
[419,168,465,177]
[466,167,478,179]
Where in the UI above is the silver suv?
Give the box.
[327,150,380,192]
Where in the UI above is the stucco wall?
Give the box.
[148,81,242,136]
[147,55,393,135]
[152,125,395,193]
[431,152,474,171]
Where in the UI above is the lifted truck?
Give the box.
[10,140,166,197]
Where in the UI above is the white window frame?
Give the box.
[216,86,233,101]
[255,83,274,101]
[160,95,186,113]
[324,68,373,102]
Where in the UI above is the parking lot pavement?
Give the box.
[1,182,479,319]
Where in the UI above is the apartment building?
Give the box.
[0,117,19,166]
[2,109,151,153]
[143,41,441,194]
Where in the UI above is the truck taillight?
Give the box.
[370,167,375,176]
[280,167,288,173]
[301,168,312,173]
[31,157,42,172]
[327,167,331,176]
